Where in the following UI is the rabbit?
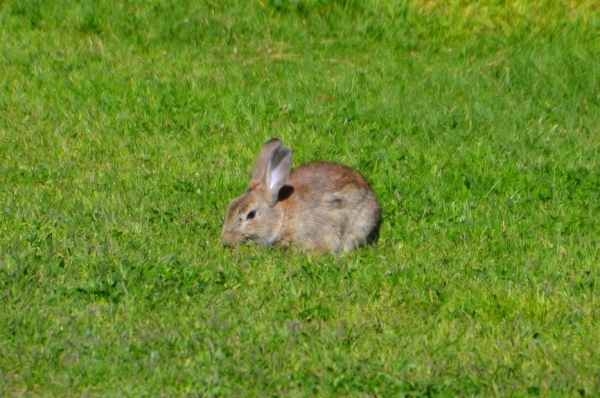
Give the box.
[221,138,381,252]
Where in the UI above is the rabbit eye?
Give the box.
[246,210,256,220]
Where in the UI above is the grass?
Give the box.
[1,0,599,395]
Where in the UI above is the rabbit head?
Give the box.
[221,138,293,247]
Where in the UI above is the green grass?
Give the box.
[1,0,599,395]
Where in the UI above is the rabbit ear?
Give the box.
[251,138,283,183]
[263,146,292,206]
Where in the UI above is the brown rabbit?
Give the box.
[221,138,381,252]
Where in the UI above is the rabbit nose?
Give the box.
[221,230,235,246]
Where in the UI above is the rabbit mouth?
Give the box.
[237,232,277,247]
[247,235,271,246]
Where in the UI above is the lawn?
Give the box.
[1,0,599,395]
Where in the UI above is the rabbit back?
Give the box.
[278,161,381,252]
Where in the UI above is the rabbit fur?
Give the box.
[221,138,381,252]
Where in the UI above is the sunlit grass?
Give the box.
[1,0,599,395]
